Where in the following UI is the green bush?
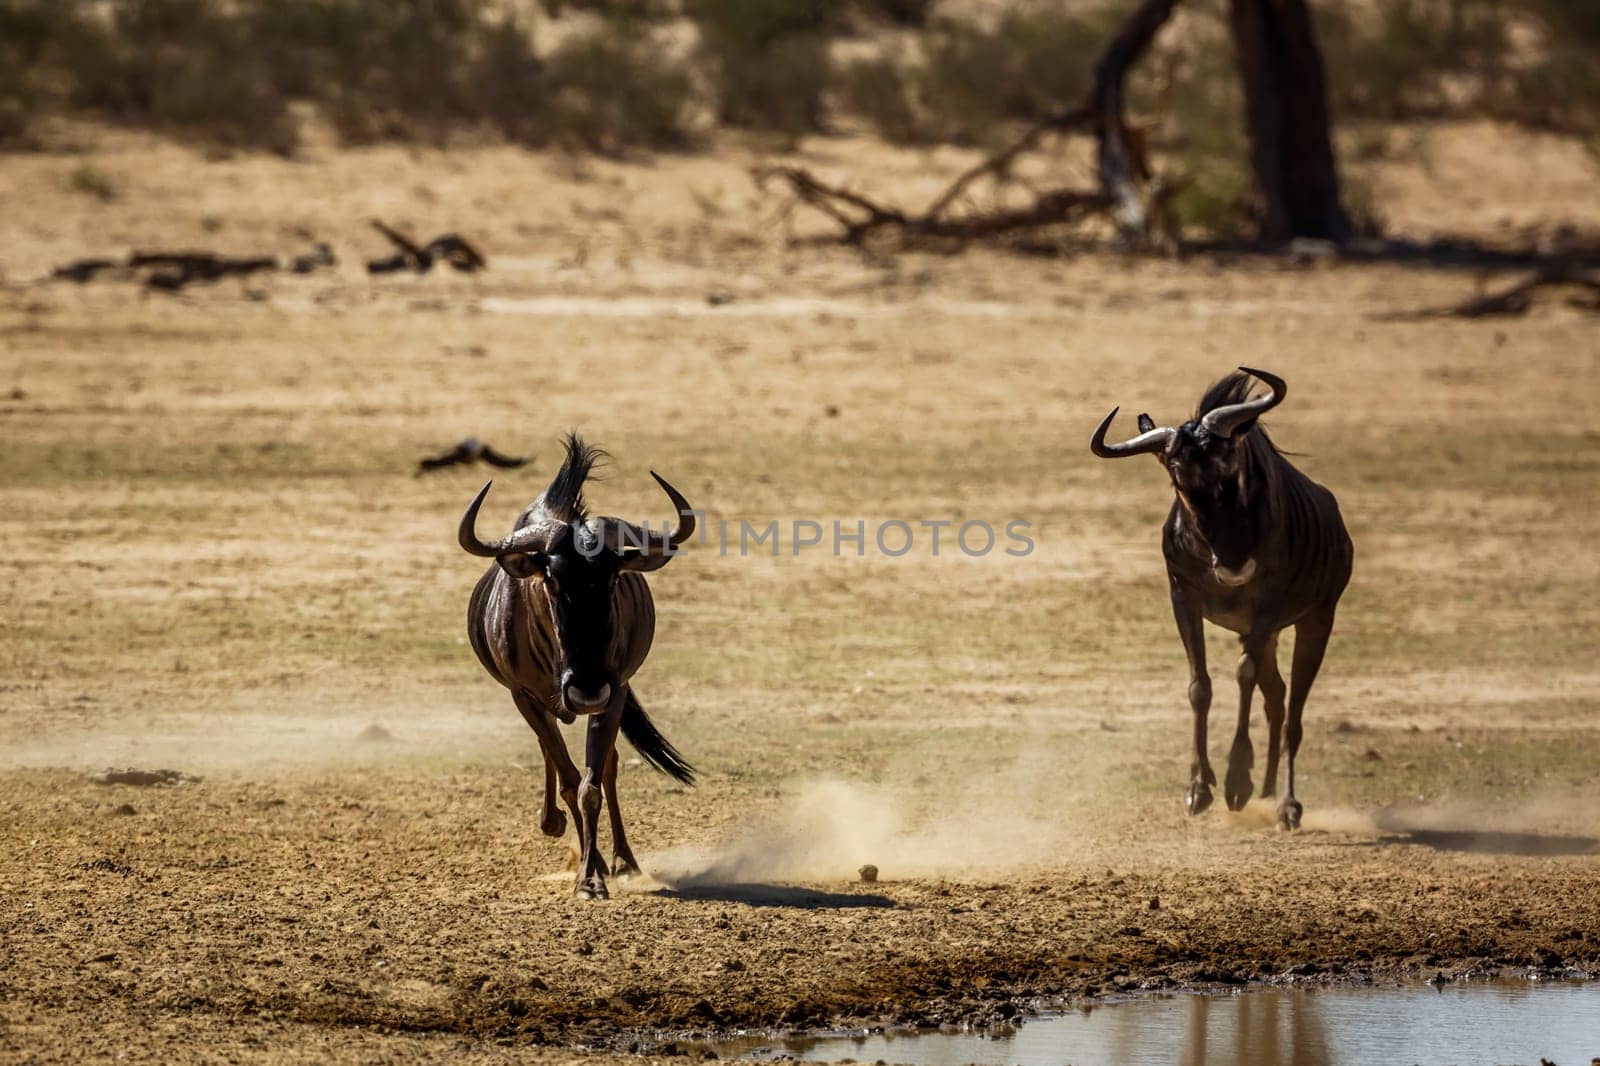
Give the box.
[846,5,1113,145]
[691,0,833,134]
[839,53,924,144]
[543,22,696,153]
[62,0,298,151]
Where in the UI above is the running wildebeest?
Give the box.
[459,435,696,898]
[1091,368,1352,830]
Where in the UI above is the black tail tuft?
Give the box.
[621,690,695,786]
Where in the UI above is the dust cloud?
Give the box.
[651,773,1091,887]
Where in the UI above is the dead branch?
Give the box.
[757,0,1180,250]
[369,222,488,274]
[757,164,1109,247]
[1385,264,1600,320]
[50,244,334,292]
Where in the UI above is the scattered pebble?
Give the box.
[108,803,137,817]
[356,723,395,743]
[858,864,879,884]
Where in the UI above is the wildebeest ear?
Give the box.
[1136,413,1156,433]
[497,553,547,581]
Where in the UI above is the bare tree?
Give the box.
[764,0,1356,249]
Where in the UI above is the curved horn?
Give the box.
[1199,366,1286,439]
[613,471,696,571]
[457,481,555,558]
[1091,407,1176,458]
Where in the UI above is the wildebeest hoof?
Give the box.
[1186,780,1213,816]
[540,809,567,838]
[612,854,641,879]
[1224,769,1254,811]
[575,875,610,900]
[1277,799,1303,831]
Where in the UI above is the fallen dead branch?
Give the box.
[755,162,1109,247]
[133,251,278,292]
[368,221,487,274]
[49,244,335,292]
[1383,263,1600,320]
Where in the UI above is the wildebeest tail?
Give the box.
[621,690,695,786]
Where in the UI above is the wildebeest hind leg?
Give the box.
[1280,611,1335,831]
[603,746,641,878]
[1224,645,1258,812]
[1257,635,1286,798]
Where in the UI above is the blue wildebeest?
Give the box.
[1091,368,1352,830]
[459,435,696,898]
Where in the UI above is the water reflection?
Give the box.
[726,981,1600,1066]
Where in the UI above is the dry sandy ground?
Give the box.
[2,120,1599,1063]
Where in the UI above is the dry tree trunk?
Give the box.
[1090,0,1182,242]
[1228,0,1353,243]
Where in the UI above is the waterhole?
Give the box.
[713,980,1599,1065]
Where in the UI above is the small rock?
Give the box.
[858,864,879,883]
[1148,895,1160,910]
[8,387,26,400]
[1362,747,1384,762]
[706,289,735,307]
[108,803,137,817]
[356,723,395,743]
[823,404,840,418]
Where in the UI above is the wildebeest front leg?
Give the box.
[1256,635,1286,798]
[575,701,624,900]
[603,745,641,879]
[1280,611,1335,831]
[513,692,583,845]
[1172,580,1214,815]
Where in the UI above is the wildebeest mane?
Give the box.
[521,432,606,528]
[1195,371,1283,457]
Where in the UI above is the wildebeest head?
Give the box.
[458,434,695,716]
[1091,367,1286,587]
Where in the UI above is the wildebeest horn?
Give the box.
[1091,407,1176,458]
[609,472,696,572]
[457,481,556,557]
[1199,366,1287,440]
